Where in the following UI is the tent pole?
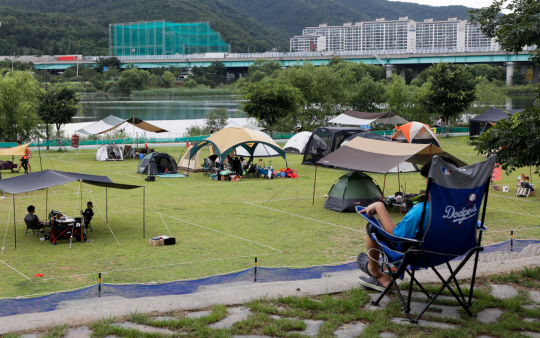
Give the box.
[168,132,171,155]
[132,123,135,160]
[45,187,48,221]
[37,138,43,171]
[13,194,16,249]
[398,165,400,192]
[382,174,387,202]
[80,179,84,243]
[312,164,318,206]
[106,187,108,224]
[143,186,145,238]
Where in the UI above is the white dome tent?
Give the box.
[283,131,312,154]
[96,144,124,161]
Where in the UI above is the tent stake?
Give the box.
[13,194,16,249]
[143,186,146,238]
[312,164,318,206]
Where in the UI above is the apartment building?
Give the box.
[291,17,497,52]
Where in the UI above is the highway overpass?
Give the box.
[16,49,539,86]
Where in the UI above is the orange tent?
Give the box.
[391,122,440,147]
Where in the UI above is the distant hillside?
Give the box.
[0,0,291,53]
[0,0,473,54]
[222,0,472,35]
[0,7,108,55]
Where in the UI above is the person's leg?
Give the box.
[27,161,31,173]
[366,234,392,287]
[21,159,28,173]
[17,158,22,172]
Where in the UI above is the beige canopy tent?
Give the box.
[188,127,287,165]
[312,137,466,204]
[0,143,30,157]
[178,147,204,172]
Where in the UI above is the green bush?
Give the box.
[184,79,197,89]
[85,86,97,93]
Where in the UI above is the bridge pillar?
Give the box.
[533,66,539,85]
[400,68,406,81]
[506,62,515,87]
[506,97,513,111]
[520,66,528,75]
[386,65,395,79]
[412,68,419,79]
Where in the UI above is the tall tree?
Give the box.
[37,85,80,148]
[418,63,478,125]
[469,0,540,65]
[0,70,40,142]
[242,81,303,137]
[470,107,540,177]
[349,74,386,112]
[386,74,409,116]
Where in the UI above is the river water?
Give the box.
[77,94,536,123]
[76,94,244,122]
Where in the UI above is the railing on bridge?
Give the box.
[81,46,536,61]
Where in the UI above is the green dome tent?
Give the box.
[325,171,382,212]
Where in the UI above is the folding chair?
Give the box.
[357,155,497,323]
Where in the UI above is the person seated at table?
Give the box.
[240,157,248,169]
[83,202,94,226]
[25,205,49,229]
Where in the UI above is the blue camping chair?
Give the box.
[356,155,497,323]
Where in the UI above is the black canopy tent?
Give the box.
[469,108,523,139]
[0,170,145,248]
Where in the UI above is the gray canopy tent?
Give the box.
[76,115,170,158]
[0,170,145,248]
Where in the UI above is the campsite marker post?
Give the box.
[254,257,257,282]
[511,231,514,252]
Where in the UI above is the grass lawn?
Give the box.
[0,136,539,298]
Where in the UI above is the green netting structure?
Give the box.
[109,20,230,56]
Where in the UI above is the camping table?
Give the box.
[50,216,86,245]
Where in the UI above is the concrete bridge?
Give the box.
[12,49,538,86]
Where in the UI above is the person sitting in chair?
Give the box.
[357,156,458,291]
[240,157,247,169]
[25,205,49,230]
[83,202,94,227]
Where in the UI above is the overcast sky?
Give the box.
[388,0,495,8]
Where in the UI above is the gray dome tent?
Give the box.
[138,152,178,175]
[325,171,383,212]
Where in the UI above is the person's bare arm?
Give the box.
[359,201,396,233]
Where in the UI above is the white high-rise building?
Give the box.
[291,17,497,53]
[290,35,326,52]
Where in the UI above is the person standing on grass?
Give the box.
[83,202,94,227]
[16,140,31,174]
[357,156,458,291]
